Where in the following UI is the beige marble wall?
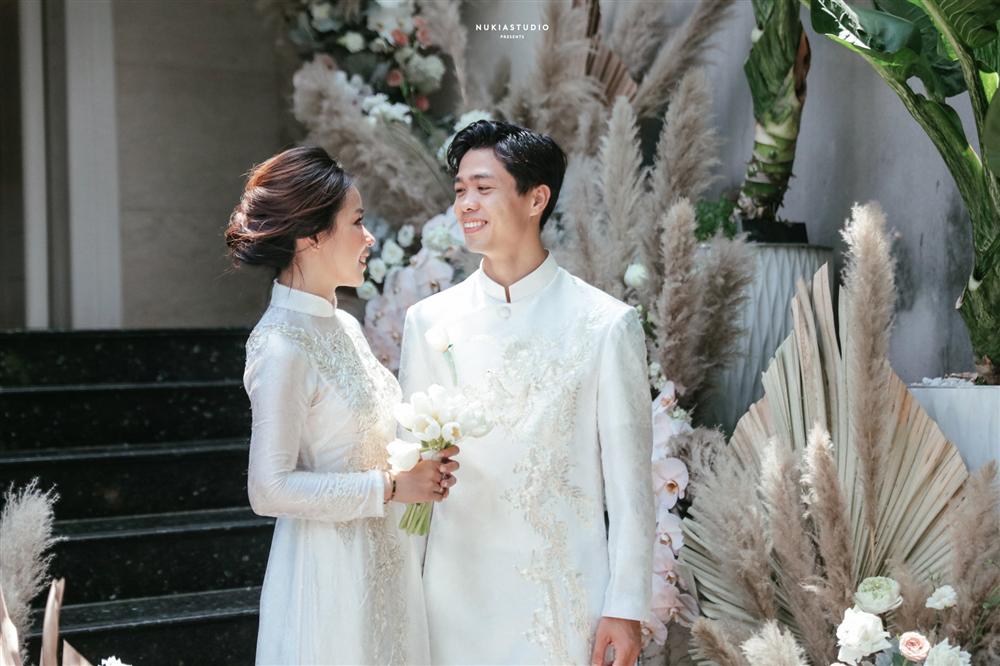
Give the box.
[114,0,291,328]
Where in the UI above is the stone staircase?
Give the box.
[0,330,267,665]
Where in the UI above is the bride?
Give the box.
[225,146,458,665]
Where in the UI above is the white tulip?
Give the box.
[411,414,441,442]
[409,391,433,417]
[394,402,416,430]
[441,422,462,443]
[424,326,451,352]
[387,438,422,472]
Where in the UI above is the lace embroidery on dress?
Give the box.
[481,315,602,665]
[246,317,407,665]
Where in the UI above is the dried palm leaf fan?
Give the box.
[572,0,637,105]
[680,204,971,663]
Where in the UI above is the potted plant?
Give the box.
[700,0,834,434]
[810,0,1000,466]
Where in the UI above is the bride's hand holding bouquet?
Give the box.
[386,384,493,535]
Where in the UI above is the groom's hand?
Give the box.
[590,616,641,666]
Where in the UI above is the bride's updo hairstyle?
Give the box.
[226,146,353,275]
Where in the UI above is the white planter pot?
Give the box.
[699,243,834,434]
[908,385,1000,471]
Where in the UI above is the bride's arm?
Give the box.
[244,333,387,522]
[596,308,655,621]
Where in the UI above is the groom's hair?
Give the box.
[446,120,567,228]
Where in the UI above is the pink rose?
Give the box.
[899,631,930,662]
[413,95,430,112]
[386,69,404,87]
[416,27,433,47]
[391,28,409,46]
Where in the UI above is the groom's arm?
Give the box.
[596,307,655,621]
[398,304,449,413]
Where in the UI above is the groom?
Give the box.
[399,120,653,666]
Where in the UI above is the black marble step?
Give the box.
[25,586,260,665]
[35,508,272,607]
[0,380,250,450]
[0,329,249,387]
[0,439,250,519]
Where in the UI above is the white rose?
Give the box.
[310,2,332,20]
[394,402,416,430]
[624,263,648,289]
[648,361,662,379]
[367,257,387,283]
[424,326,451,353]
[387,438,422,471]
[381,239,405,266]
[923,639,971,666]
[926,584,958,610]
[356,280,379,300]
[441,422,462,443]
[854,577,903,615]
[338,31,366,53]
[453,109,492,131]
[411,414,441,442]
[835,607,891,665]
[397,224,415,248]
[100,659,130,666]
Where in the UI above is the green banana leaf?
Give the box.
[933,0,1000,49]
[985,91,1000,171]
[876,0,967,99]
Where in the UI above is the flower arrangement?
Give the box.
[816,578,978,666]
[682,204,1000,665]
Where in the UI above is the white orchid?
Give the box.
[652,457,688,509]
[656,511,684,554]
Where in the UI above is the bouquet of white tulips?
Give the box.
[387,384,492,535]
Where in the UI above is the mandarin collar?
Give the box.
[476,252,559,303]
[270,280,337,318]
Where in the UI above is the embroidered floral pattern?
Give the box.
[482,315,602,664]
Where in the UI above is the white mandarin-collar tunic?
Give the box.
[244,281,429,665]
[399,254,654,665]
